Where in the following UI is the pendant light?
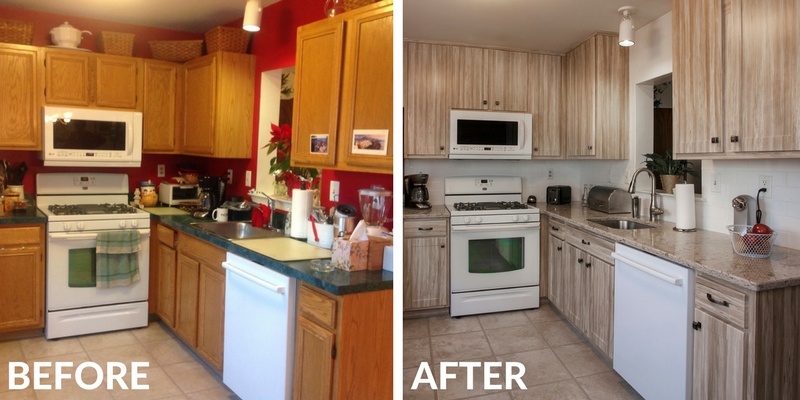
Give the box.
[243,0,262,32]
[618,6,635,47]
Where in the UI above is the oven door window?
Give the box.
[468,237,524,273]
[68,248,97,287]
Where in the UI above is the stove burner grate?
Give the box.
[48,203,139,216]
[452,201,529,211]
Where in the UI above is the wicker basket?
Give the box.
[343,0,379,11]
[204,26,250,54]
[0,18,33,45]
[149,40,204,62]
[98,31,135,56]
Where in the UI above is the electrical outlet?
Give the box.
[547,168,554,180]
[329,180,340,202]
[157,164,165,178]
[245,170,252,187]
[711,173,721,193]
[226,169,233,184]
[759,175,772,198]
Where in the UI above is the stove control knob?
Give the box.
[77,222,85,231]
[464,217,471,224]
[119,221,128,228]
[130,220,139,228]
[63,222,72,231]
[474,217,483,224]
[511,215,519,222]
[521,215,529,221]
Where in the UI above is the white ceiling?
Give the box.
[404,0,672,54]
[0,0,279,33]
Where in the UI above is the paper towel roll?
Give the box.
[290,189,314,239]
[674,183,696,231]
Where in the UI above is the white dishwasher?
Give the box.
[222,253,296,400]
[612,244,694,400]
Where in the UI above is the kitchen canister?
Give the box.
[140,180,158,207]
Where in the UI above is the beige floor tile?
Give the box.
[79,330,139,351]
[510,379,590,400]
[0,388,37,399]
[18,336,84,360]
[130,322,174,343]
[495,349,572,388]
[435,357,509,400]
[162,360,223,394]
[430,331,493,363]
[403,367,437,400]
[86,343,156,367]
[404,336,432,369]
[185,386,241,399]
[479,311,532,330]
[552,343,610,378]
[403,317,430,339]
[524,303,563,324]
[485,325,549,356]
[33,377,115,400]
[534,320,584,347]
[576,371,644,400]
[109,365,184,400]
[429,315,483,336]
[142,338,196,367]
[0,340,24,362]
[469,393,513,400]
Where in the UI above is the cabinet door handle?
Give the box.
[533,147,539,152]
[711,137,720,144]
[557,246,562,251]
[588,145,593,150]
[706,293,730,307]
[730,135,739,143]
[577,258,584,264]
[418,227,433,231]
[440,244,445,249]
[585,262,591,268]
[495,100,500,106]
[692,321,702,331]
[551,226,559,231]
[439,145,445,151]
[483,100,488,105]
[581,239,590,246]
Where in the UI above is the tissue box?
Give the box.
[332,235,392,271]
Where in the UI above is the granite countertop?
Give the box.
[542,203,800,292]
[0,200,46,224]
[146,208,392,296]
[403,205,450,219]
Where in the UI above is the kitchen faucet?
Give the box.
[627,168,664,221]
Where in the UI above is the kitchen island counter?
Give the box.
[149,212,392,296]
[542,203,800,291]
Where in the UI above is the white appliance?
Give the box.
[612,243,694,400]
[36,173,150,339]
[449,109,533,160]
[445,176,540,316]
[223,253,296,400]
[41,106,143,167]
[158,182,200,206]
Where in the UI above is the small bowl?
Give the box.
[310,259,334,273]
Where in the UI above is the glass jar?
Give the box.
[324,0,345,17]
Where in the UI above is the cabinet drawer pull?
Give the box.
[711,137,720,144]
[585,262,592,268]
[551,226,559,231]
[692,321,702,331]
[483,100,488,105]
[557,246,562,251]
[581,239,590,245]
[706,293,730,307]
[440,244,445,249]
[577,258,584,264]
[495,100,500,106]
[418,227,434,231]
[730,135,739,143]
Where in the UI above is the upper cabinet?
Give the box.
[44,49,141,109]
[450,46,529,112]
[529,53,563,158]
[673,0,800,157]
[0,44,41,150]
[292,0,393,173]
[142,59,182,154]
[565,33,628,159]
[182,51,254,159]
[404,42,450,158]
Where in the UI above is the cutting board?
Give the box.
[232,237,332,261]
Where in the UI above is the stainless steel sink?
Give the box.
[587,218,655,230]
[189,221,284,241]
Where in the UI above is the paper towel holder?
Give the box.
[673,183,697,232]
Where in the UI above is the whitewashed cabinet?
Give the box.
[529,53,563,158]
[450,46,528,112]
[403,218,449,312]
[404,42,450,158]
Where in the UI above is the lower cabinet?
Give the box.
[0,224,44,333]
[293,283,392,399]
[403,218,449,312]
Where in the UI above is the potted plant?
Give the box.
[642,150,696,194]
[263,123,320,198]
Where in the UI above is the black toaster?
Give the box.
[546,185,572,205]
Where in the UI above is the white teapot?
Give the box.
[50,22,91,48]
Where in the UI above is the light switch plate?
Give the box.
[329,181,340,202]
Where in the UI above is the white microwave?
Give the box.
[449,109,533,160]
[41,106,143,167]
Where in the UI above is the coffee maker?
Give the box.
[197,175,226,215]
[404,174,431,209]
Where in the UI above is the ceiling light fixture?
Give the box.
[243,0,262,32]
[618,6,635,47]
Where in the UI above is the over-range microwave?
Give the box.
[41,106,143,167]
[449,109,533,160]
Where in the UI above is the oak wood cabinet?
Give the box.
[172,232,226,371]
[450,46,528,112]
[673,0,800,157]
[529,53,563,158]
[0,44,41,150]
[0,225,44,333]
[293,283,392,399]
[564,33,628,159]
[182,51,254,159]
[403,218,449,312]
[404,41,450,158]
[44,49,141,109]
[142,59,182,153]
[292,0,393,173]
[154,223,177,326]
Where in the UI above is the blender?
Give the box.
[358,186,392,236]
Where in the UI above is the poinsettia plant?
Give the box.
[263,123,320,193]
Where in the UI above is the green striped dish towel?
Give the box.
[96,231,141,288]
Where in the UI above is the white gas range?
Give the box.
[36,173,150,339]
[445,176,541,316]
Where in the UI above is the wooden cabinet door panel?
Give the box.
[143,60,179,153]
[488,49,528,112]
[565,38,596,157]
[45,51,91,106]
[0,45,40,150]
[404,42,449,158]
[450,46,486,110]
[530,53,562,157]
[403,236,448,310]
[693,308,745,400]
[95,56,139,109]
[588,256,614,358]
[156,243,177,328]
[197,264,225,371]
[293,316,335,400]
[182,56,216,156]
[594,35,628,160]
[547,235,564,311]
[0,247,44,331]
[175,254,200,347]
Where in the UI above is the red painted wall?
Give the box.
[0,2,393,225]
